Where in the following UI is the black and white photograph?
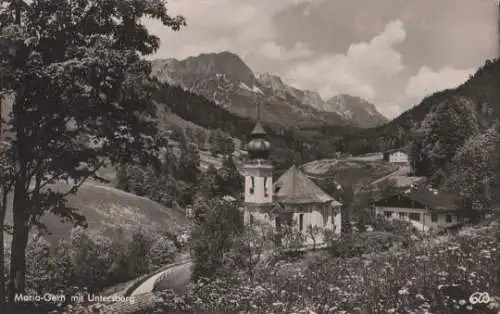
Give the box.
[0,0,499,313]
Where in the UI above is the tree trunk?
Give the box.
[0,188,7,308]
[8,181,29,304]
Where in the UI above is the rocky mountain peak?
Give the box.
[181,51,256,87]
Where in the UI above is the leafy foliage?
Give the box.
[190,199,243,280]
[228,222,275,281]
[446,127,500,210]
[148,236,178,272]
[411,96,481,182]
[15,226,178,307]
[216,155,243,197]
[116,134,200,207]
[0,0,186,301]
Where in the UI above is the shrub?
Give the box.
[148,236,177,271]
[326,231,404,258]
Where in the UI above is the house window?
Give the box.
[409,213,420,221]
[250,214,254,224]
[399,212,407,219]
[431,214,438,222]
[275,217,281,229]
[299,214,304,231]
[446,214,452,223]
[384,211,393,218]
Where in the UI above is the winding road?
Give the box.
[127,260,193,297]
[101,260,193,313]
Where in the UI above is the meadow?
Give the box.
[149,221,499,314]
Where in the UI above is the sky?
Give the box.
[146,0,498,119]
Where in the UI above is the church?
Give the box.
[241,119,342,247]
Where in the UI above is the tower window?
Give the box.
[299,214,304,231]
[264,177,268,196]
[250,176,255,194]
[250,214,254,224]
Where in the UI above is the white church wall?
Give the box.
[333,208,342,235]
[244,210,272,226]
[244,175,273,204]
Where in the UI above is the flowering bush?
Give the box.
[149,222,499,313]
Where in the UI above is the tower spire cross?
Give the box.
[257,101,261,121]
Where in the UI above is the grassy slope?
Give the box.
[4,182,189,247]
[302,159,400,188]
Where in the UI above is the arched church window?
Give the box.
[274,182,282,194]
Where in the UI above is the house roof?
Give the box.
[375,187,460,212]
[384,148,408,154]
[274,165,342,206]
[384,144,411,154]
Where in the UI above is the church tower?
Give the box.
[242,106,273,225]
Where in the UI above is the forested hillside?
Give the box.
[153,83,356,173]
[338,58,500,209]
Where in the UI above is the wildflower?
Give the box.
[487,301,499,310]
[398,288,409,295]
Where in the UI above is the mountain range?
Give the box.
[151,51,387,129]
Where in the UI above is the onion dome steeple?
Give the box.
[247,103,270,159]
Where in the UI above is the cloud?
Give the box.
[283,20,406,101]
[147,0,315,61]
[375,102,404,120]
[257,41,313,61]
[273,0,497,71]
[405,66,474,100]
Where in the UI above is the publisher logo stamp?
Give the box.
[469,292,490,305]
